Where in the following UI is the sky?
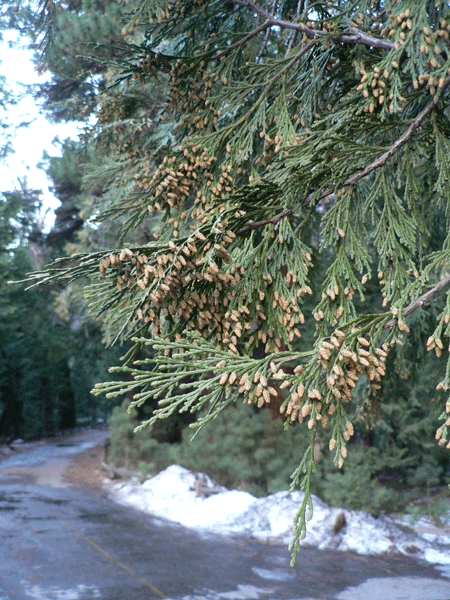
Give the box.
[0,31,81,229]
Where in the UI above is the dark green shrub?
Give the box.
[108,401,177,472]
[108,400,312,495]
[177,402,311,496]
[107,395,450,516]
[317,446,409,514]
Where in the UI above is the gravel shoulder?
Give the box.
[63,435,108,490]
[0,427,110,490]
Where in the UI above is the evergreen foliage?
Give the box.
[21,0,450,560]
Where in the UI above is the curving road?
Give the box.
[0,429,449,600]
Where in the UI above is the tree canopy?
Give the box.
[20,0,450,559]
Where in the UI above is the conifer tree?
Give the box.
[24,0,450,559]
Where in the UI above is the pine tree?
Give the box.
[23,0,450,560]
[0,185,77,439]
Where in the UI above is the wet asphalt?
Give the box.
[0,430,449,600]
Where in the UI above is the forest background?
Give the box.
[0,0,450,536]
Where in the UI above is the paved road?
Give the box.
[0,430,449,600]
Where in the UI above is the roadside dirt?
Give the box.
[0,428,110,491]
[64,439,108,490]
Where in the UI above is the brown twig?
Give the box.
[244,39,316,120]
[338,83,450,189]
[236,81,450,236]
[219,0,394,51]
[256,0,277,63]
[237,209,293,236]
[384,274,450,330]
[301,78,450,206]
[212,20,273,62]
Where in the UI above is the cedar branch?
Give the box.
[244,40,316,120]
[236,79,450,236]
[303,78,450,207]
[237,209,293,237]
[212,20,272,62]
[220,0,395,51]
[384,274,450,330]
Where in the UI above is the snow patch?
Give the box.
[335,577,450,600]
[22,582,101,600]
[108,465,450,566]
[176,585,273,600]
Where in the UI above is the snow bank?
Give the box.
[108,465,450,565]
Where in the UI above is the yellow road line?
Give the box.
[59,519,167,598]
